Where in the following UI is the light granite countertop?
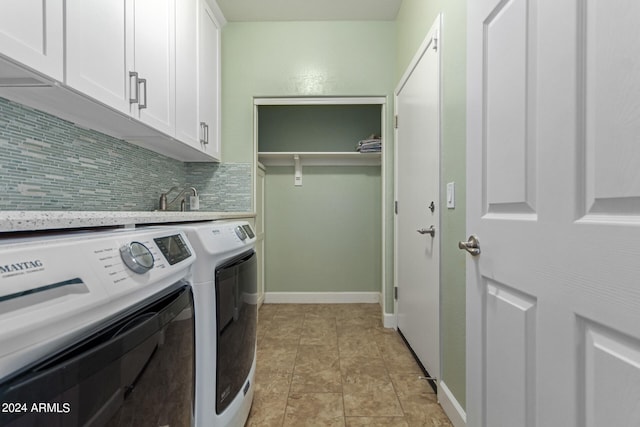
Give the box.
[0,211,256,232]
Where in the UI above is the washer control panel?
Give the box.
[154,234,192,265]
[119,241,155,274]
[89,230,194,290]
[0,227,196,379]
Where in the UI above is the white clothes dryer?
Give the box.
[0,227,196,427]
[176,220,257,427]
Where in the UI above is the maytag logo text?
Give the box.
[0,260,44,275]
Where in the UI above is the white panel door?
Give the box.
[0,0,63,81]
[395,17,441,381]
[132,0,176,135]
[466,0,640,426]
[66,0,133,114]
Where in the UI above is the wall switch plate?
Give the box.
[447,182,455,208]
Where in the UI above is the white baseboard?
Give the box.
[438,380,466,427]
[264,292,380,304]
[383,312,396,329]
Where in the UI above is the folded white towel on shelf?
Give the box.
[356,138,382,152]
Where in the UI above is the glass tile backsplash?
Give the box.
[187,163,252,213]
[0,97,250,212]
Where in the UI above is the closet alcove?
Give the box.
[254,97,387,305]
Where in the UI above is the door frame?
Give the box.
[255,162,266,307]
[252,96,389,317]
[393,13,443,372]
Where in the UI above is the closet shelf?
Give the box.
[258,152,381,167]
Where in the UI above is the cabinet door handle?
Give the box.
[204,123,209,145]
[129,71,139,104]
[200,122,207,144]
[138,78,147,109]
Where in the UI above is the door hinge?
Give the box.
[394,115,398,129]
[394,286,398,300]
[433,30,438,52]
[395,201,398,214]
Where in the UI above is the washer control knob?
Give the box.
[120,241,155,274]
[234,225,247,241]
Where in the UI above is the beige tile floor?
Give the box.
[246,303,453,427]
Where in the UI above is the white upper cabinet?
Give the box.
[175,0,200,149]
[131,0,176,135]
[0,0,64,81]
[175,0,222,161]
[199,0,222,160]
[67,0,175,135]
[0,0,224,162]
[66,0,133,114]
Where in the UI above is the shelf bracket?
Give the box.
[294,154,302,186]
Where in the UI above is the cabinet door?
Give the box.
[198,0,221,160]
[66,0,134,114]
[175,0,200,148]
[0,0,63,81]
[133,0,176,136]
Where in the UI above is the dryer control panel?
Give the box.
[234,225,247,241]
[176,221,256,283]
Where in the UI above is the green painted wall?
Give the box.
[396,0,467,410]
[258,105,381,152]
[221,21,396,162]
[221,21,396,302]
[265,166,381,293]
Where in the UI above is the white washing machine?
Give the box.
[176,220,257,427]
[0,227,196,427]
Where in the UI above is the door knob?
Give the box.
[417,226,436,237]
[458,235,481,255]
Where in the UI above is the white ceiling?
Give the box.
[216,0,403,22]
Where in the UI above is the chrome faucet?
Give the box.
[158,186,198,211]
